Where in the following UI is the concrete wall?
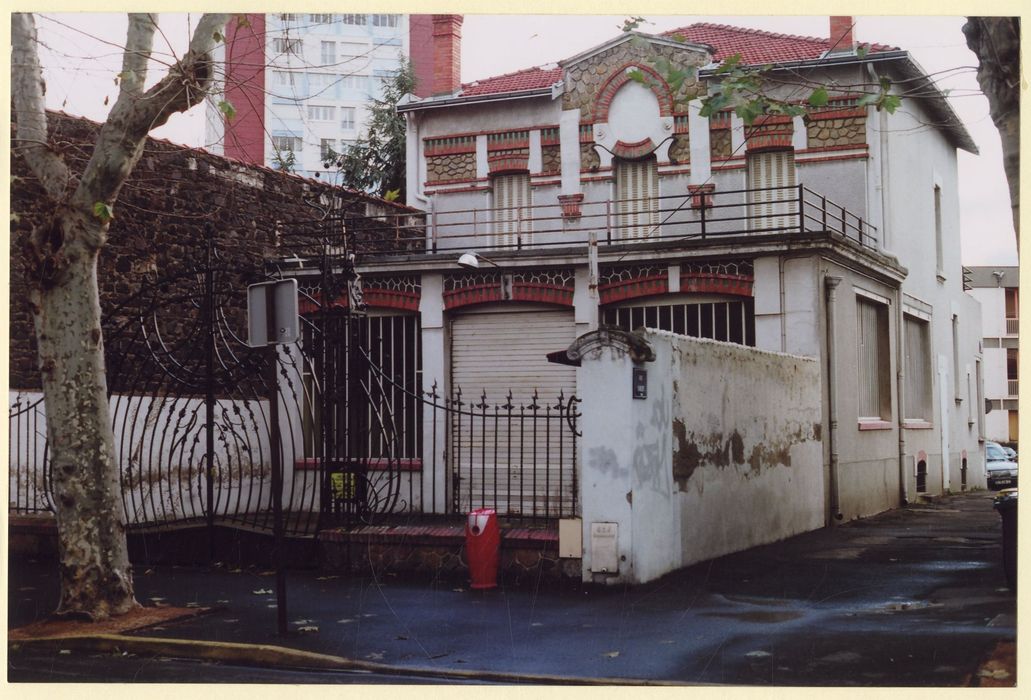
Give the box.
[577,329,823,585]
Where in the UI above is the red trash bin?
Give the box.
[465,508,499,589]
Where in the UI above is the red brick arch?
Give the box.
[594,63,674,123]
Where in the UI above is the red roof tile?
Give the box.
[662,22,897,65]
[460,65,563,97]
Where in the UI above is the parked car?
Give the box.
[1002,446,1018,462]
[986,441,1018,490]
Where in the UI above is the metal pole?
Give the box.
[204,227,216,562]
[268,342,288,636]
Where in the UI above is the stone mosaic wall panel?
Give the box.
[806,116,867,149]
[710,128,732,160]
[541,145,562,174]
[668,133,691,164]
[427,152,477,183]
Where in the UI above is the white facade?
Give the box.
[967,266,1019,444]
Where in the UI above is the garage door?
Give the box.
[450,309,578,517]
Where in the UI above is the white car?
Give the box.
[986,441,1018,490]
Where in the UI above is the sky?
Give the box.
[30,11,1018,266]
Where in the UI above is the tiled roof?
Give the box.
[662,22,898,65]
[460,65,563,96]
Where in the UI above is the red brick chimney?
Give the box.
[223,13,267,165]
[409,15,434,98]
[828,16,855,53]
[431,14,463,95]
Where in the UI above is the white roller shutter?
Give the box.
[450,309,577,516]
[615,157,659,240]
[747,150,798,232]
[492,174,531,248]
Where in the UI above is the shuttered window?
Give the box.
[492,174,531,248]
[903,315,932,420]
[747,150,798,233]
[857,297,891,420]
[615,157,659,240]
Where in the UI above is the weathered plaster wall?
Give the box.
[667,332,824,567]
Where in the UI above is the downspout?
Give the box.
[896,291,909,505]
[825,275,844,522]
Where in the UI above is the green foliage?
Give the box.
[271,148,295,173]
[92,202,113,224]
[621,16,647,33]
[327,58,415,200]
[217,99,236,121]
[807,87,830,107]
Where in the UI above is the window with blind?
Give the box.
[857,297,891,421]
[903,315,932,421]
[615,157,659,241]
[492,173,531,248]
[746,150,798,233]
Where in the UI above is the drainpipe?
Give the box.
[825,275,844,522]
[896,291,910,506]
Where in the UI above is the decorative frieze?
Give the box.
[443,269,575,309]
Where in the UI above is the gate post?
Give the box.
[419,274,449,515]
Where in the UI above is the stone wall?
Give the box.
[562,38,707,121]
[580,143,601,171]
[541,144,562,174]
[807,115,867,149]
[710,127,732,160]
[668,133,691,164]
[9,111,422,390]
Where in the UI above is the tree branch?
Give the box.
[11,12,71,201]
[119,13,158,96]
[72,13,230,222]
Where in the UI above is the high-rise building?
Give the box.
[207,13,428,183]
[967,266,1019,445]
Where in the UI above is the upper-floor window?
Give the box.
[279,14,298,22]
[321,41,336,65]
[614,157,659,241]
[934,184,944,277]
[341,14,366,25]
[747,149,798,233]
[272,71,296,87]
[320,139,337,161]
[308,105,335,121]
[273,38,302,55]
[272,135,303,153]
[340,106,356,130]
[492,173,531,248]
[371,14,400,27]
[1005,288,1019,335]
[1007,348,1018,397]
[310,14,334,24]
[857,296,891,423]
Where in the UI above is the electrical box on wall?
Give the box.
[558,518,582,558]
[632,367,647,399]
[590,522,619,573]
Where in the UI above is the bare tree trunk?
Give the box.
[963,17,1020,245]
[12,11,229,620]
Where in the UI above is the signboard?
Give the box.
[247,279,299,347]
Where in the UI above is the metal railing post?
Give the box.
[606,200,613,244]
[797,183,804,233]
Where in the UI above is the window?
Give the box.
[272,71,296,87]
[341,14,366,25]
[372,14,400,27]
[273,38,302,55]
[340,106,356,130]
[272,135,303,153]
[320,139,337,161]
[492,173,531,247]
[310,14,333,24]
[952,314,962,400]
[279,13,298,22]
[307,104,335,121]
[1007,348,1018,397]
[320,41,336,65]
[934,185,944,276]
[339,74,368,91]
[747,149,798,233]
[1005,288,1018,334]
[857,297,891,421]
[903,315,932,421]
[602,298,755,346]
[615,157,659,240]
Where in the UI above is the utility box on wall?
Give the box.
[590,522,619,573]
[558,518,582,558]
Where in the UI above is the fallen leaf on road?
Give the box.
[316,576,339,581]
[298,626,319,634]
[252,589,273,595]
[229,569,242,574]
[149,597,165,602]
[603,651,620,658]
[452,588,465,592]
[267,604,278,608]
[366,652,384,660]
[217,599,229,604]
[362,613,377,618]
[143,569,153,575]
[746,650,772,659]
[223,619,239,623]
[292,619,313,625]
[530,622,543,627]
[19,587,36,592]
[59,650,71,655]
[258,570,275,576]
[337,619,354,624]
[979,669,1011,680]
[185,602,200,608]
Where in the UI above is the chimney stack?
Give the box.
[409,15,434,97]
[828,16,855,53]
[432,14,463,95]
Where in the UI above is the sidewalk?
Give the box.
[8,491,1016,685]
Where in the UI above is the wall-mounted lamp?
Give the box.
[457,252,502,270]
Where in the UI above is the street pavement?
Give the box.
[8,490,1016,685]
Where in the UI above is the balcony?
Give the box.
[311,184,877,260]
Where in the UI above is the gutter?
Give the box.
[825,275,844,522]
[398,87,555,114]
